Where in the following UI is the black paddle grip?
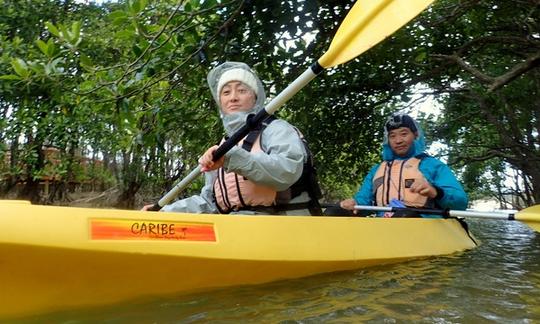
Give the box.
[147,203,162,211]
[310,61,324,75]
[212,109,270,161]
[390,206,450,217]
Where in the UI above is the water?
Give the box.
[11,220,540,323]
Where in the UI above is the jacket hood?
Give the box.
[207,62,267,136]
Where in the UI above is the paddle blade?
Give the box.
[318,0,434,68]
[516,205,540,232]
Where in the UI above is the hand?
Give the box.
[340,199,359,215]
[409,179,437,198]
[141,204,154,211]
[199,145,225,172]
[340,198,357,211]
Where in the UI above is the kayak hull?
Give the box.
[0,201,477,318]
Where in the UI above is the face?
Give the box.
[219,81,256,115]
[388,127,417,157]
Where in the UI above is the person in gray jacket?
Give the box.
[145,61,321,215]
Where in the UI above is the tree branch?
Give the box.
[431,53,494,83]
[489,50,540,91]
[431,50,540,92]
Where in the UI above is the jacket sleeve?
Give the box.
[160,171,218,213]
[354,164,379,206]
[223,119,306,192]
[420,158,468,210]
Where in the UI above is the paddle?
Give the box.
[147,0,435,211]
[353,204,540,232]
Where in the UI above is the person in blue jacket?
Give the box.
[327,113,468,217]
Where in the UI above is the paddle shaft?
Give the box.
[146,63,323,211]
[354,205,517,220]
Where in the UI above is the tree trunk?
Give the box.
[1,140,20,195]
[18,141,45,203]
[115,181,141,209]
[114,150,143,209]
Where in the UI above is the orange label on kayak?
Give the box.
[90,219,216,241]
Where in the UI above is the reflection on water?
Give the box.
[12,220,540,323]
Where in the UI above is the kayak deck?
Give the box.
[0,201,477,319]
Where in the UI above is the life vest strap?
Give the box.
[221,115,323,216]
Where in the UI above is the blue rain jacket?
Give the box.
[354,122,468,216]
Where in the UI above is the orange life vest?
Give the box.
[213,133,278,213]
[372,157,434,208]
[213,116,322,215]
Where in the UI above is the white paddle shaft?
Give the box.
[354,205,517,220]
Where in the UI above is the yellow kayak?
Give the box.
[0,200,476,319]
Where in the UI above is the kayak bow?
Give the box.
[0,200,476,318]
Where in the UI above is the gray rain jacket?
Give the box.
[162,62,309,215]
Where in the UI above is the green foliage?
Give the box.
[418,0,540,206]
[1,0,537,207]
